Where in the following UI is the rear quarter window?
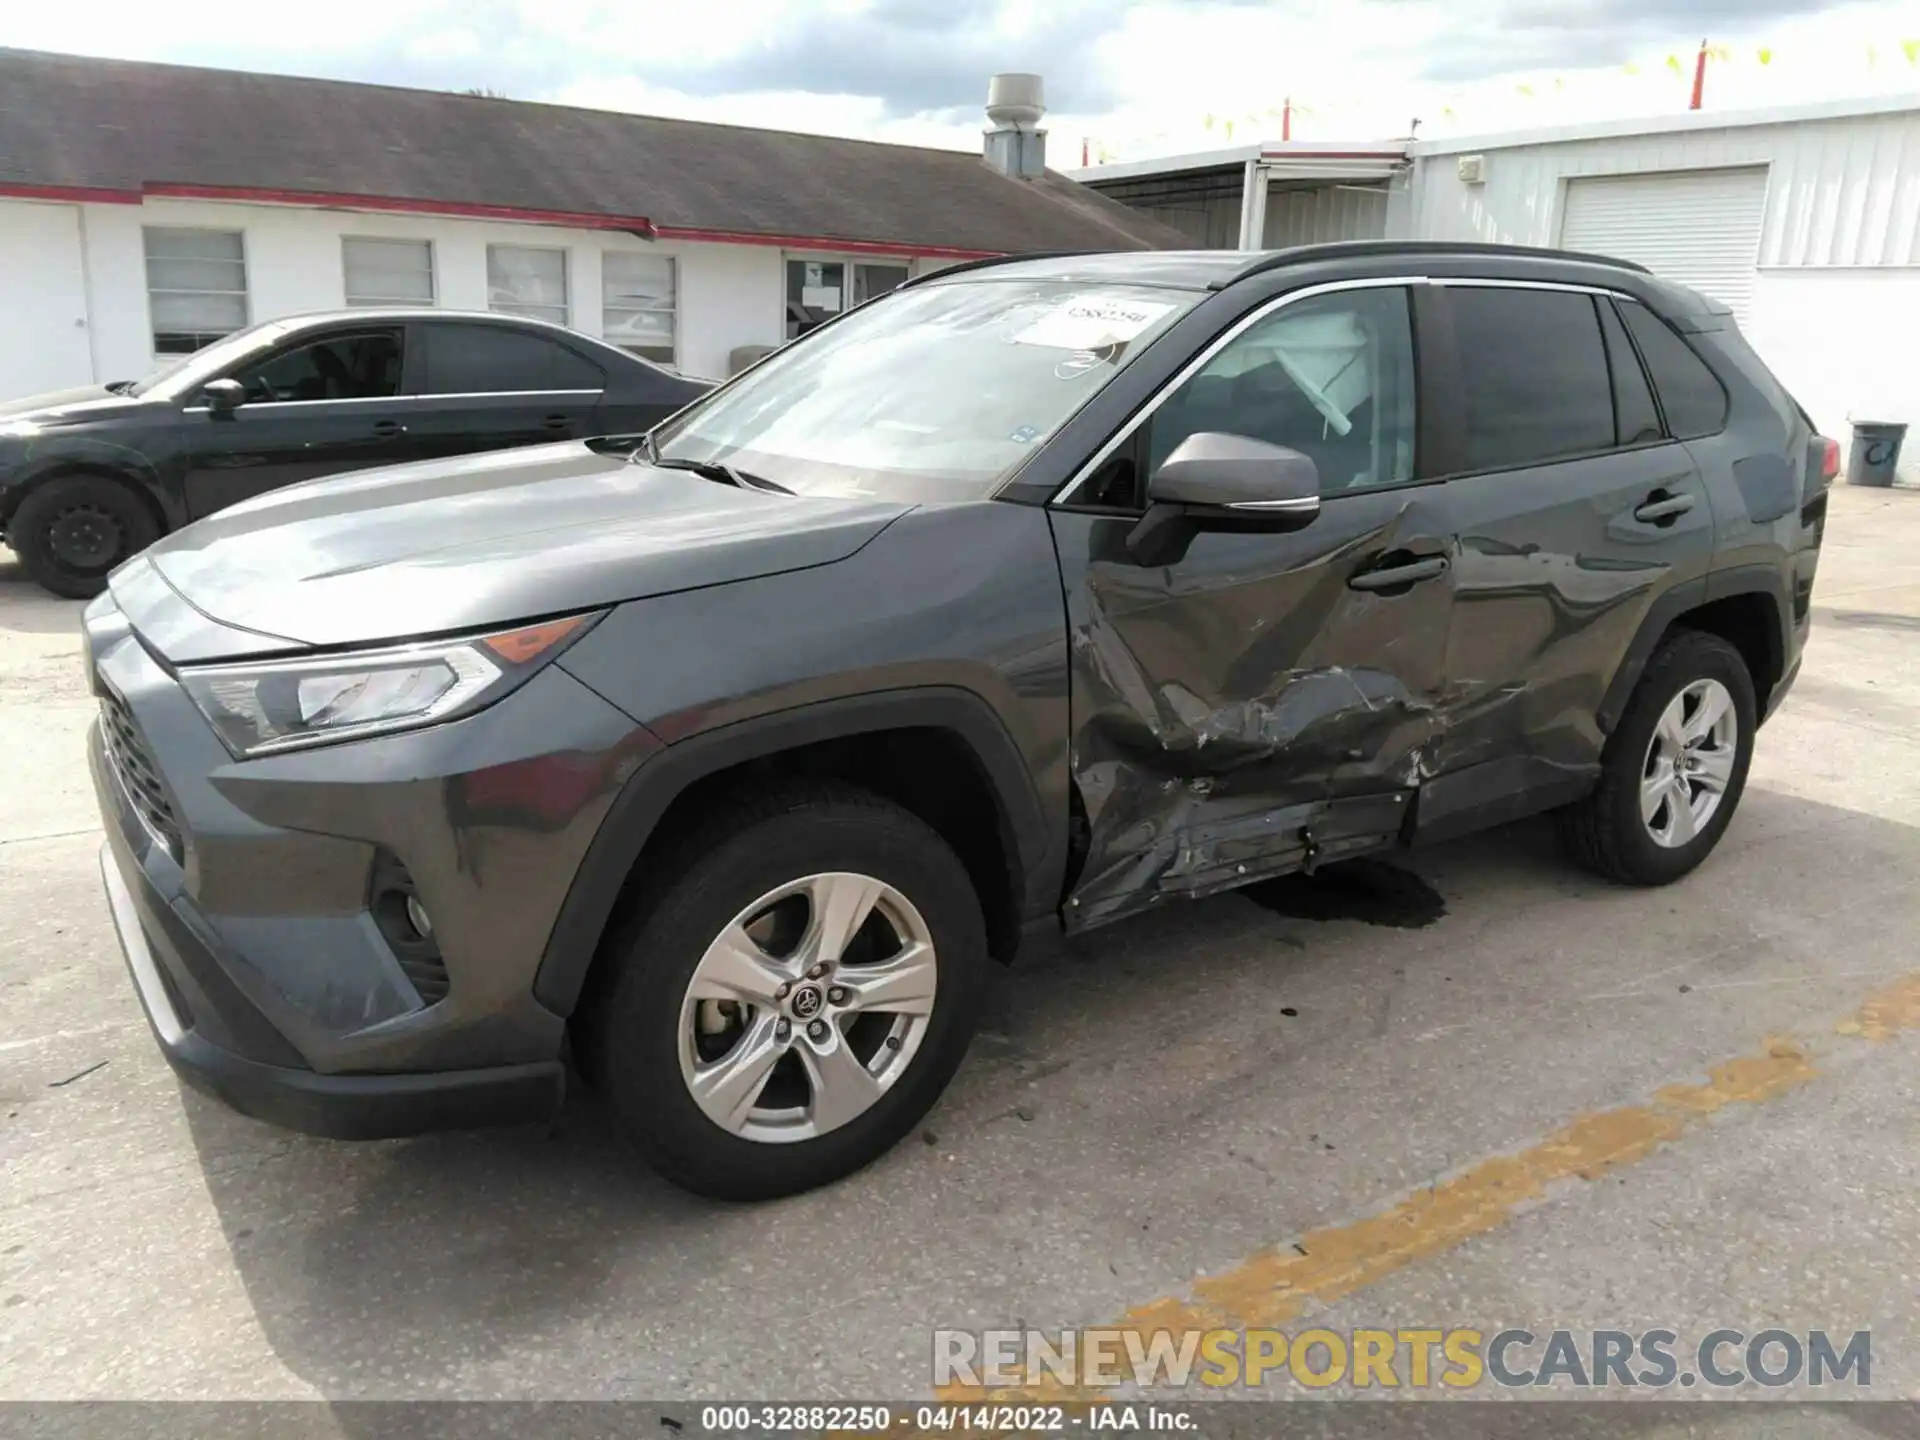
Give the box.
[1617,299,1729,439]
[1597,300,1663,446]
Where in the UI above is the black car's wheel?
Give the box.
[10,474,160,599]
[580,782,988,1200]
[1561,629,1756,886]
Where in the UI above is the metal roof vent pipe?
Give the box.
[984,73,1047,179]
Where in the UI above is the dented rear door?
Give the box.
[1051,281,1456,930]
[1410,284,1717,833]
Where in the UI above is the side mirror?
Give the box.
[1127,432,1321,565]
[1147,431,1321,514]
[200,378,246,414]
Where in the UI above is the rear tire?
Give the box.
[1561,629,1756,885]
[579,782,988,1200]
[10,473,160,599]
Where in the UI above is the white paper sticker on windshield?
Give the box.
[1013,295,1177,351]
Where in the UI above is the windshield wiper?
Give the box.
[648,454,792,495]
[103,380,135,395]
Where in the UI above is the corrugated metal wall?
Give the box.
[1082,175,1243,247]
[1410,108,1920,268]
[1082,175,1391,250]
[1262,183,1390,247]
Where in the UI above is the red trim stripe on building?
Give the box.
[0,182,143,205]
[144,183,662,234]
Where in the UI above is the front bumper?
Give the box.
[82,583,660,1139]
[99,838,563,1139]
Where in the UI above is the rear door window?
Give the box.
[1617,299,1729,439]
[1449,286,1614,472]
[416,323,607,395]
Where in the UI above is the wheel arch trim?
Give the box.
[2,454,171,534]
[531,686,1051,1016]
[1597,569,1789,734]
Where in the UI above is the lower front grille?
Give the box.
[397,953,452,1007]
[100,686,183,859]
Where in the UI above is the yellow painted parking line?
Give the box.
[937,971,1920,1404]
[1837,972,1920,1040]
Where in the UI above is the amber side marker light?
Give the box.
[481,615,591,664]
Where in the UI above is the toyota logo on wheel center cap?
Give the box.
[789,985,824,1019]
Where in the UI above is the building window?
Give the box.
[602,252,676,366]
[343,238,435,306]
[487,245,569,325]
[784,255,911,339]
[144,227,248,354]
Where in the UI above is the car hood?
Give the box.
[122,441,911,656]
[0,384,130,424]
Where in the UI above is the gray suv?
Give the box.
[84,244,1833,1199]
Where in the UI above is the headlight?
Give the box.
[179,613,601,757]
[0,419,41,439]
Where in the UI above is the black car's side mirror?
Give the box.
[200,378,246,414]
[1126,432,1322,565]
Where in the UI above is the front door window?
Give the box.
[1146,287,1418,492]
[229,329,404,404]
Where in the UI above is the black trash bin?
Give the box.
[1847,421,1907,487]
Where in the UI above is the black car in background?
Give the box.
[0,310,710,597]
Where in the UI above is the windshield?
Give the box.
[127,321,299,399]
[651,278,1199,501]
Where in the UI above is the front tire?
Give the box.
[1561,629,1756,885]
[580,782,988,1200]
[10,473,160,599]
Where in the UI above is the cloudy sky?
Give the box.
[8,0,1920,160]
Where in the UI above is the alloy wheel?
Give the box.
[1640,678,1738,848]
[676,871,938,1143]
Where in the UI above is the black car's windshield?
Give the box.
[651,278,1200,501]
[127,321,299,399]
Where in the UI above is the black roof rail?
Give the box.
[1210,240,1652,290]
[898,250,1100,288]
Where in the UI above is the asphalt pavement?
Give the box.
[3,486,1918,1421]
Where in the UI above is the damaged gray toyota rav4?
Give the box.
[87,244,1834,1199]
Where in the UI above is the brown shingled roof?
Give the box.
[0,48,1190,255]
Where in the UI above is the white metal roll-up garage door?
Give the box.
[1560,167,1769,324]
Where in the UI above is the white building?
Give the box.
[1074,95,1920,471]
[0,51,1183,402]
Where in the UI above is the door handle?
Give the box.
[1349,555,1449,592]
[372,419,408,439]
[1633,491,1695,524]
[542,413,574,432]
